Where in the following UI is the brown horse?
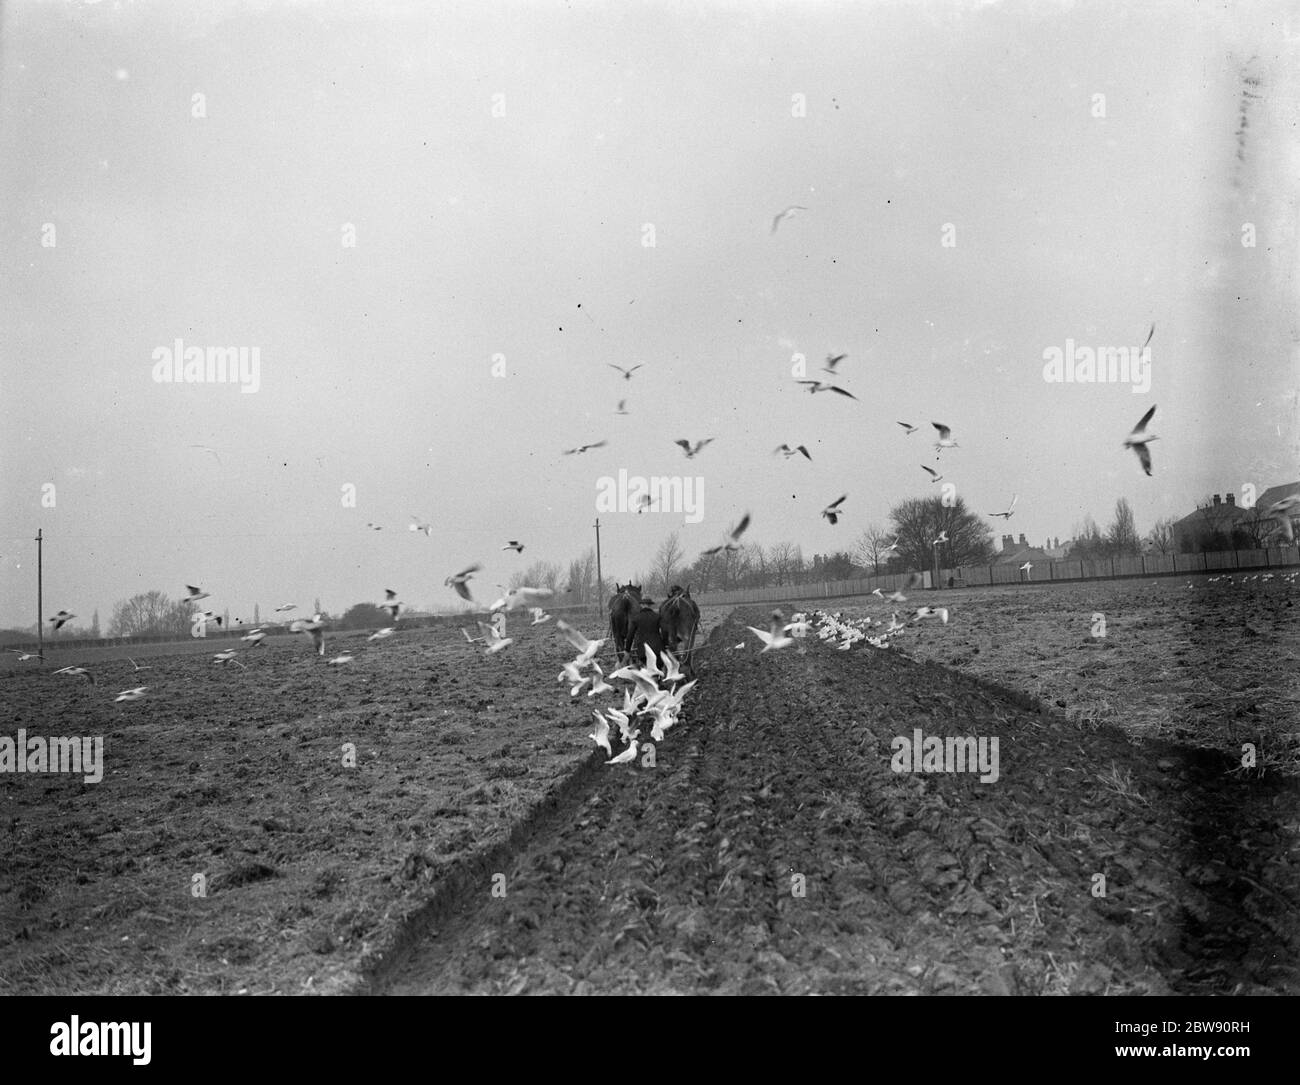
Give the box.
[607,582,642,666]
[658,584,700,677]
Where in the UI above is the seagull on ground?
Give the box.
[913,607,950,624]
[326,655,354,665]
[607,740,639,766]
[213,650,246,669]
[1123,405,1158,476]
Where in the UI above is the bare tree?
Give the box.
[888,496,993,571]
[107,591,191,637]
[510,560,562,591]
[1106,497,1141,555]
[649,532,686,596]
[853,525,895,573]
[1146,516,1177,554]
[767,541,803,585]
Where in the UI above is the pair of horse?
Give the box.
[607,582,700,676]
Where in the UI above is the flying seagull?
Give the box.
[932,422,959,452]
[912,607,950,625]
[556,619,606,665]
[184,585,209,603]
[897,422,918,435]
[921,465,943,483]
[115,686,148,702]
[365,522,383,531]
[48,610,76,630]
[502,540,525,553]
[241,631,266,646]
[529,607,552,625]
[933,531,949,545]
[1265,495,1300,542]
[747,609,796,652]
[823,353,847,374]
[379,590,402,621]
[588,711,613,757]
[190,444,223,465]
[445,564,482,601]
[771,205,808,234]
[491,586,555,613]
[615,399,629,415]
[702,512,752,556]
[409,518,433,536]
[54,666,94,684]
[369,627,395,641]
[290,616,325,656]
[563,440,607,455]
[821,495,847,525]
[606,364,643,381]
[675,438,714,459]
[885,572,924,604]
[1019,562,1033,573]
[990,495,1019,520]
[1141,323,1155,351]
[796,380,857,399]
[274,603,297,613]
[8,649,39,661]
[1123,405,1158,475]
[775,444,811,460]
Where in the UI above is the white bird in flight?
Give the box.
[557,619,605,665]
[771,205,808,233]
[184,585,209,603]
[563,440,607,455]
[369,627,395,641]
[445,564,482,601]
[380,589,402,621]
[588,711,612,756]
[674,438,715,459]
[1123,405,1158,476]
[702,512,751,556]
[54,666,94,684]
[290,616,325,656]
[606,364,643,381]
[747,610,796,653]
[529,607,552,625]
[821,495,847,525]
[409,518,433,536]
[274,603,296,613]
[990,495,1018,520]
[823,353,847,374]
[932,422,958,453]
[933,531,949,545]
[502,540,525,553]
[48,610,76,630]
[796,380,857,399]
[1020,562,1033,573]
[921,465,943,483]
[115,686,148,702]
[491,586,554,613]
[897,421,918,435]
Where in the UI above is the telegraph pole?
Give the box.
[594,518,604,611]
[36,528,44,661]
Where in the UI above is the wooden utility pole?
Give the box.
[594,518,604,610]
[36,528,44,661]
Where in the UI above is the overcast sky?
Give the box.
[2,0,1297,628]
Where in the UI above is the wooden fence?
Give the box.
[690,545,1300,608]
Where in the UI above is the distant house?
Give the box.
[1170,488,1292,553]
[994,533,1052,565]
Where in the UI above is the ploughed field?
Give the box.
[2,574,1297,995]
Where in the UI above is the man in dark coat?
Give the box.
[630,595,665,670]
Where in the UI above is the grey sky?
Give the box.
[2,0,1296,627]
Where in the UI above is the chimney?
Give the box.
[1213,494,1221,506]
[1002,534,1014,551]
[1019,533,1027,545]
[1226,493,1235,507]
